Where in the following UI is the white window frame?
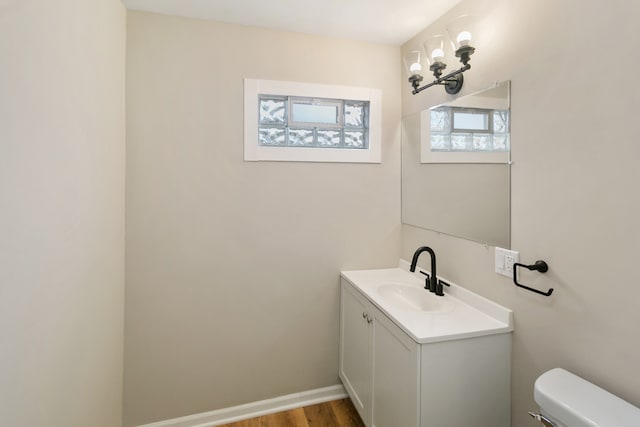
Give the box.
[244,78,382,163]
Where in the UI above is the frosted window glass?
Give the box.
[259,98,286,124]
[345,103,365,127]
[451,133,472,151]
[493,111,509,133]
[345,131,365,148]
[257,94,369,151]
[259,127,286,145]
[288,128,315,146]
[247,80,381,162]
[430,109,450,132]
[292,103,338,124]
[429,106,510,154]
[430,133,450,150]
[473,134,492,151]
[317,130,342,147]
[453,111,489,131]
[493,134,510,151]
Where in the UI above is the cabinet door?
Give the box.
[372,309,420,427]
[420,334,511,427]
[339,281,372,425]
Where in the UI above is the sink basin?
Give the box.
[377,283,454,313]
[341,263,513,343]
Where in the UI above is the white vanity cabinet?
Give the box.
[340,280,420,427]
[339,272,512,427]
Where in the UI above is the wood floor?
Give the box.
[218,398,365,427]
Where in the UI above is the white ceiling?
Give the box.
[122,0,462,45]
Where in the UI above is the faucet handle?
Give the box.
[435,279,450,296]
[435,282,444,296]
[419,270,430,289]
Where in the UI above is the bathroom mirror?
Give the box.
[401,81,511,248]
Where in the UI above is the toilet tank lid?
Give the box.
[534,368,640,427]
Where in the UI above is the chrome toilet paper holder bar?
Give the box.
[513,260,554,296]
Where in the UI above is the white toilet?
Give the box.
[531,368,640,426]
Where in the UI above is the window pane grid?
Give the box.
[258,95,369,149]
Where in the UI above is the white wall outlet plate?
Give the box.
[495,247,519,277]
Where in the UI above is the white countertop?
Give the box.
[341,260,513,344]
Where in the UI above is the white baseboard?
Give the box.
[137,384,348,427]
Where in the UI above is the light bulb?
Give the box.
[456,31,472,46]
[409,62,422,74]
[431,48,445,61]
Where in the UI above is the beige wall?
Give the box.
[7,2,631,426]
[402,0,640,425]
[0,1,126,426]
[124,11,401,426]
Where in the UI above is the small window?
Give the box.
[258,95,369,150]
[245,79,381,163]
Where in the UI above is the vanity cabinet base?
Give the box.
[339,279,511,427]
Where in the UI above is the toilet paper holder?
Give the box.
[513,260,554,296]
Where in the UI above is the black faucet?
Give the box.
[409,246,443,296]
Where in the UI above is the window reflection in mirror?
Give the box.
[401,81,511,248]
[421,82,510,164]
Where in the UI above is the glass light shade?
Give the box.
[446,14,475,51]
[423,35,447,67]
[403,50,423,77]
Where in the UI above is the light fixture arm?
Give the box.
[410,63,471,95]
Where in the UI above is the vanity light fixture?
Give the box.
[405,15,476,95]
